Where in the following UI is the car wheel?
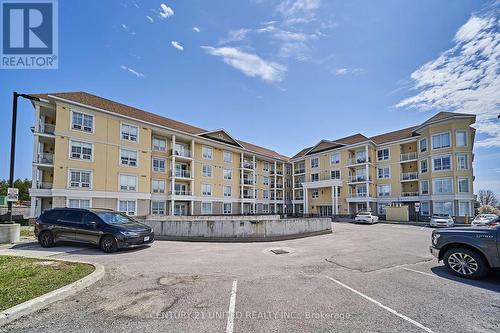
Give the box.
[39,231,55,248]
[443,248,489,279]
[100,235,118,253]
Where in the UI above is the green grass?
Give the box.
[20,227,34,238]
[0,256,94,311]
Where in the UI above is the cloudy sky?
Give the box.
[1,0,499,195]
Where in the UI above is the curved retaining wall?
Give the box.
[140,217,332,242]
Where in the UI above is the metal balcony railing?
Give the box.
[36,152,54,164]
[39,123,55,135]
[240,162,254,169]
[241,178,254,185]
[294,168,305,174]
[348,192,369,198]
[270,170,283,175]
[173,169,191,178]
[401,172,418,181]
[347,156,371,166]
[170,190,192,196]
[377,192,391,197]
[36,182,53,189]
[294,182,303,188]
[401,191,419,197]
[400,152,417,162]
[241,193,255,199]
[172,149,192,158]
[348,175,369,183]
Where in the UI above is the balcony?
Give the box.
[270,169,283,175]
[38,123,55,135]
[377,192,391,197]
[401,172,418,182]
[172,169,192,178]
[294,182,303,188]
[35,181,53,189]
[347,156,371,166]
[172,149,192,159]
[170,190,192,196]
[271,183,284,189]
[240,162,254,170]
[35,152,54,165]
[295,196,304,200]
[294,168,305,174]
[348,175,370,183]
[401,191,419,197]
[400,152,417,162]
[348,192,369,198]
[241,193,255,199]
[241,178,254,185]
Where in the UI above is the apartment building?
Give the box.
[28,92,292,217]
[291,112,476,221]
[28,91,476,220]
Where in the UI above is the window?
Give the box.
[263,176,269,186]
[419,138,427,153]
[420,159,428,173]
[202,146,213,159]
[311,157,319,168]
[224,185,232,197]
[432,132,450,149]
[202,183,212,196]
[377,203,386,215]
[311,173,319,182]
[202,164,213,177]
[433,178,452,194]
[331,170,341,180]
[433,201,453,215]
[456,130,467,147]
[262,204,269,213]
[120,149,138,167]
[151,201,165,215]
[152,158,166,172]
[119,200,136,216]
[121,123,138,142]
[330,153,340,164]
[71,111,93,132]
[263,162,269,172]
[420,180,429,195]
[119,174,137,191]
[458,177,469,193]
[152,137,166,151]
[69,170,91,188]
[152,179,166,193]
[457,154,468,170]
[68,199,90,209]
[223,151,232,163]
[458,201,471,216]
[263,190,269,199]
[377,148,389,161]
[223,203,232,214]
[61,210,83,223]
[377,166,390,179]
[311,190,319,198]
[420,202,430,216]
[70,140,92,160]
[377,185,391,197]
[201,202,212,214]
[432,155,451,171]
[223,168,232,180]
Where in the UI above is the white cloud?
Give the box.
[120,23,136,35]
[171,41,184,51]
[397,9,500,147]
[334,67,364,76]
[276,0,321,25]
[159,4,174,18]
[120,65,144,78]
[335,68,347,75]
[219,28,252,44]
[201,46,287,82]
[146,15,154,23]
[193,26,201,33]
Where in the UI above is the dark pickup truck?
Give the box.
[430,221,500,279]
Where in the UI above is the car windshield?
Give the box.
[475,214,497,220]
[358,212,371,216]
[432,214,449,218]
[96,212,136,225]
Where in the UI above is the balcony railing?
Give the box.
[401,172,418,181]
[172,149,192,158]
[240,162,254,169]
[271,183,284,189]
[173,169,191,178]
[241,178,254,185]
[295,196,304,200]
[241,193,256,199]
[347,156,371,166]
[377,192,391,197]
[39,123,55,135]
[400,152,417,162]
[401,191,419,197]
[294,168,305,174]
[35,181,53,189]
[170,190,192,196]
[348,192,369,198]
[270,170,283,175]
[35,152,54,165]
[348,175,370,183]
[294,182,303,188]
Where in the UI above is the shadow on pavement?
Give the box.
[6,241,152,256]
[430,265,500,293]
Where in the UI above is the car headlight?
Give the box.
[432,232,440,245]
[120,231,139,237]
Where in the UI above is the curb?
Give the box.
[0,258,105,327]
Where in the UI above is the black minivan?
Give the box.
[35,208,154,253]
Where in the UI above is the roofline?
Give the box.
[413,114,476,133]
[43,94,290,162]
[197,128,244,148]
[290,140,375,161]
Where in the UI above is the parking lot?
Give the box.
[1,222,499,333]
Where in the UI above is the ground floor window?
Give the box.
[377,203,386,215]
[151,201,165,215]
[263,204,269,214]
[433,201,453,216]
[201,202,212,215]
[68,199,90,209]
[356,203,367,212]
[174,203,188,216]
[420,201,430,216]
[119,200,136,216]
[458,201,471,216]
[223,203,232,214]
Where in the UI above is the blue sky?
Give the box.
[1,0,499,195]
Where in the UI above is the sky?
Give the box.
[1,0,499,196]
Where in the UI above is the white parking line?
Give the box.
[403,268,439,279]
[325,276,435,333]
[225,280,238,333]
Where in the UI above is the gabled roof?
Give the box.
[414,111,476,132]
[29,91,290,161]
[292,146,312,159]
[370,126,419,144]
[335,133,369,145]
[198,129,243,148]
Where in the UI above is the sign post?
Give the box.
[415,203,420,222]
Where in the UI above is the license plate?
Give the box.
[144,236,150,242]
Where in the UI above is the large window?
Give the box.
[223,168,232,180]
[119,174,137,191]
[377,166,390,179]
[432,132,450,149]
[152,137,166,151]
[71,111,93,132]
[433,178,452,194]
[310,157,319,168]
[432,155,451,171]
[152,158,166,172]
[457,154,468,170]
[311,173,319,182]
[202,164,213,177]
[223,185,232,197]
[263,176,269,185]
[458,201,471,216]
[119,200,136,216]
[121,123,138,142]
[70,140,92,160]
[202,183,212,196]
[151,201,165,215]
[69,170,91,188]
[68,199,90,209]
[458,177,469,193]
[420,159,428,173]
[420,180,429,195]
[263,190,269,199]
[455,130,467,147]
[377,185,391,197]
[433,201,453,215]
[223,203,232,214]
[152,179,166,193]
[263,162,269,172]
[223,151,232,163]
[120,149,138,167]
[420,202,430,216]
[331,170,341,180]
[330,153,340,165]
[419,138,427,153]
[201,202,212,214]
[377,148,389,161]
[377,203,387,215]
[202,146,213,159]
[311,190,319,198]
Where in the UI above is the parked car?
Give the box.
[35,208,154,253]
[429,213,454,228]
[429,222,500,279]
[354,212,379,224]
[471,214,499,226]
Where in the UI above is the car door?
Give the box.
[75,212,103,245]
[55,210,83,241]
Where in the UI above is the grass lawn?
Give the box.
[0,256,94,312]
[20,226,34,238]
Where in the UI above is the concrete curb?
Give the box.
[0,258,105,327]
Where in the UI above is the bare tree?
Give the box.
[477,189,498,207]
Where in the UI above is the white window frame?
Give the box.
[263,176,269,186]
[377,166,390,179]
[311,173,319,182]
[152,137,166,151]
[432,155,452,172]
[432,177,453,194]
[151,201,166,215]
[455,130,467,147]
[263,190,269,199]
[223,168,232,180]
[118,200,137,216]
[223,185,232,197]
[311,189,319,198]
[120,122,139,142]
[70,109,94,133]
[420,159,428,173]
[262,204,269,214]
[201,202,213,215]
[377,148,389,161]
[69,139,93,161]
[420,201,430,216]
[223,203,232,214]
[458,201,471,217]
[202,146,213,160]
[119,174,138,192]
[67,198,91,209]
[120,148,138,167]
[433,201,454,216]
[152,157,166,172]
[263,162,269,172]
[330,153,340,165]
[152,179,166,194]
[68,169,92,189]
[457,154,468,170]
[310,157,319,168]
[377,184,391,197]
[419,138,427,153]
[431,132,451,150]
[330,169,341,180]
[458,177,470,193]
[202,164,213,178]
[201,183,212,196]
[420,180,429,195]
[223,150,232,163]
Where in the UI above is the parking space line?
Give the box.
[225,280,238,333]
[403,268,439,279]
[325,276,435,333]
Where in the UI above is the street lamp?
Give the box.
[5,92,40,223]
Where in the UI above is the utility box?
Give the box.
[385,204,409,222]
